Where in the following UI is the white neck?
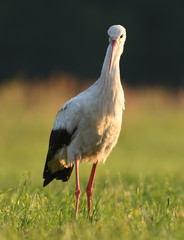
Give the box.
[94,44,125,115]
[101,45,119,78]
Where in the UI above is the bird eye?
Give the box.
[120,34,123,38]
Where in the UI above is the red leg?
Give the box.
[75,156,81,218]
[86,162,98,217]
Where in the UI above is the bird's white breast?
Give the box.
[66,83,124,164]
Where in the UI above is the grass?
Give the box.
[0,77,184,239]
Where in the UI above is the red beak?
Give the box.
[109,40,117,73]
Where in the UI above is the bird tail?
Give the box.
[43,166,74,187]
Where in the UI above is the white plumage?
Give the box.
[43,25,126,217]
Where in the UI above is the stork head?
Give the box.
[108,25,126,73]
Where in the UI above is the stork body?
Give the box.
[43,25,126,217]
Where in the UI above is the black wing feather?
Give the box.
[43,128,77,187]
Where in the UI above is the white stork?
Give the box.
[43,25,126,218]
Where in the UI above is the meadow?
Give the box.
[0,75,184,240]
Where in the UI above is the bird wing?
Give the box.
[43,99,81,186]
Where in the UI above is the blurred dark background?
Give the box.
[0,0,184,87]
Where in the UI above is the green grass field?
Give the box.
[0,78,184,239]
